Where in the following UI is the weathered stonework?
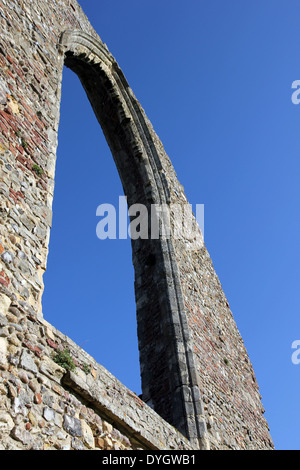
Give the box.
[0,299,194,451]
[0,0,273,450]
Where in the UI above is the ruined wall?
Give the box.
[0,0,273,450]
[0,294,195,450]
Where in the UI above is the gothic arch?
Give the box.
[58,30,206,447]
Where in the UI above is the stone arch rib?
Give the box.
[59,29,207,448]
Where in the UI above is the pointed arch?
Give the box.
[58,30,206,447]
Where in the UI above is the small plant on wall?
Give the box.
[52,348,76,372]
[32,163,44,177]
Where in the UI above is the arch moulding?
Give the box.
[58,29,207,449]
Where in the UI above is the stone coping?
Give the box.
[39,316,197,451]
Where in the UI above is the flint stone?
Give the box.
[19,350,38,374]
[1,251,13,264]
[43,407,55,422]
[63,414,82,437]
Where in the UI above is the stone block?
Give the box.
[0,293,10,316]
[39,356,65,383]
[19,350,38,374]
[0,412,14,433]
[63,414,82,438]
[81,420,95,449]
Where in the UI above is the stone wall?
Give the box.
[0,292,195,450]
[0,0,273,450]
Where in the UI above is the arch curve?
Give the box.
[59,29,206,447]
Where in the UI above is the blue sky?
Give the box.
[42,1,300,450]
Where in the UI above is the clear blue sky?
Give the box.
[42,0,300,450]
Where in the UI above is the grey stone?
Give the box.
[17,251,26,260]
[11,426,34,447]
[71,437,84,450]
[13,397,27,416]
[43,407,55,422]
[63,414,82,438]
[19,351,38,374]
[1,251,14,264]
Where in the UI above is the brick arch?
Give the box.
[58,29,206,447]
